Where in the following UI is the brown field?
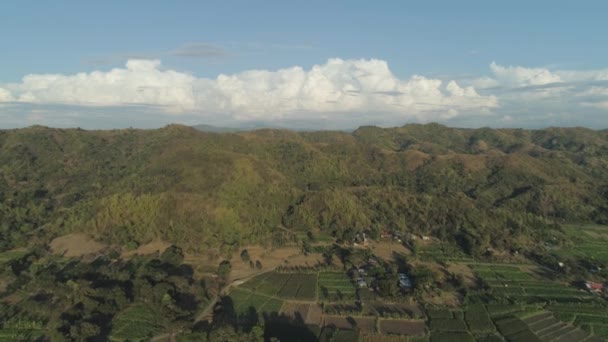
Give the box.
[50,233,107,257]
[279,302,323,326]
[305,304,323,326]
[184,245,324,280]
[122,240,171,258]
[446,263,477,287]
[360,333,409,342]
[369,241,411,261]
[324,316,376,332]
[379,319,425,336]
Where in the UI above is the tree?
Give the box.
[255,260,262,269]
[218,260,231,279]
[161,245,184,266]
[240,249,250,262]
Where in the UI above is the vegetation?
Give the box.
[2,123,608,340]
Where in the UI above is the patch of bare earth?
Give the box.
[378,319,425,335]
[281,302,311,322]
[121,240,171,258]
[49,233,107,257]
[446,263,478,288]
[369,241,410,261]
[228,246,323,282]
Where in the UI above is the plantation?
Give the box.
[318,272,356,302]
[429,318,468,332]
[464,304,495,334]
[228,288,285,316]
[471,263,596,303]
[0,319,45,342]
[558,224,608,263]
[109,304,165,341]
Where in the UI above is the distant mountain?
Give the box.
[1,123,607,255]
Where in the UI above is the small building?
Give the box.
[585,281,604,293]
[357,278,367,288]
[398,273,412,289]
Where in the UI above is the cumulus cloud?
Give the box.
[0,58,497,122]
[487,62,562,88]
[2,59,608,129]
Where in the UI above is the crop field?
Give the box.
[471,264,595,303]
[558,224,608,263]
[372,303,422,319]
[494,317,541,342]
[324,316,376,332]
[0,319,45,342]
[379,319,425,336]
[417,243,474,262]
[464,304,495,335]
[228,288,284,316]
[429,318,468,333]
[548,304,608,339]
[426,308,453,320]
[318,272,356,302]
[109,304,165,341]
[241,272,317,300]
[430,332,475,342]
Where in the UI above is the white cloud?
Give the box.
[2,59,608,128]
[0,58,497,122]
[0,88,13,101]
[488,62,562,87]
[580,101,608,110]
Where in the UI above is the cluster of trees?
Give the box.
[0,124,607,257]
[0,246,212,341]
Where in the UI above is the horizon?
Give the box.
[2,1,608,130]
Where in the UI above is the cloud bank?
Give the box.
[1,59,607,129]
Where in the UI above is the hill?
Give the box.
[1,123,607,255]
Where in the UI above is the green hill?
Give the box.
[1,123,607,255]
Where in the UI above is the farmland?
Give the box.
[241,271,318,300]
[557,224,608,263]
[548,304,608,340]
[318,272,357,302]
[228,288,285,317]
[471,264,595,303]
[109,304,166,341]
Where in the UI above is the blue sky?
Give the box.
[1,1,608,129]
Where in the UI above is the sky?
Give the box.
[1,0,608,130]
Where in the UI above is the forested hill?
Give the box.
[1,123,608,255]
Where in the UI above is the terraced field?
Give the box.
[472,264,595,303]
[548,304,608,340]
[318,272,356,302]
[521,311,604,342]
[558,224,608,263]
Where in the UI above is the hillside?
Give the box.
[1,123,608,255]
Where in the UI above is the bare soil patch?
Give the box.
[121,240,171,258]
[447,263,478,287]
[184,245,324,280]
[50,233,107,257]
[280,302,311,322]
[279,302,326,326]
[369,241,410,261]
[305,304,323,326]
[379,319,425,335]
[228,246,323,282]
